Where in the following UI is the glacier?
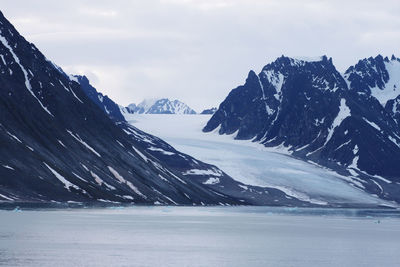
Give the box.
[126,114,393,206]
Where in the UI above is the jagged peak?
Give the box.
[125,98,196,114]
[349,54,398,68]
[290,55,329,62]
[261,55,333,73]
[246,70,258,80]
[72,74,89,83]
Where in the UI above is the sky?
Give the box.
[1,0,400,112]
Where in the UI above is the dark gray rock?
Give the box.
[200,107,217,114]
[204,55,400,204]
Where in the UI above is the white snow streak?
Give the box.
[183,168,223,177]
[43,163,78,191]
[2,165,14,170]
[0,54,6,65]
[0,193,13,201]
[90,171,116,190]
[147,146,175,155]
[6,131,22,143]
[203,177,220,185]
[363,118,381,131]
[132,146,148,161]
[324,99,351,146]
[0,34,53,116]
[107,166,146,198]
[90,171,104,185]
[57,140,66,148]
[67,130,101,157]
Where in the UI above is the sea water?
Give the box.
[0,206,399,267]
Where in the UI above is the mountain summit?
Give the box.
[204,55,400,204]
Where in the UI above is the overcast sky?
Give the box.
[1,0,399,111]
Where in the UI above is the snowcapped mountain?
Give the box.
[204,55,400,205]
[123,98,197,114]
[0,11,323,207]
[0,10,248,206]
[1,7,396,207]
[200,107,217,114]
[79,72,319,207]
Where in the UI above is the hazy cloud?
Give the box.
[1,0,399,111]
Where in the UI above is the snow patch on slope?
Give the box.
[203,177,220,185]
[67,130,101,157]
[44,163,78,191]
[183,168,223,177]
[363,118,381,131]
[107,166,146,198]
[0,33,53,116]
[131,146,148,162]
[370,60,400,106]
[147,146,175,155]
[324,99,351,146]
[263,70,284,100]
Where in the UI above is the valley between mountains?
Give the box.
[126,114,393,207]
[0,8,399,208]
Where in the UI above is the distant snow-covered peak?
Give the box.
[137,98,159,110]
[124,98,196,114]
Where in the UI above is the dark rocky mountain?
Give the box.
[0,10,318,207]
[76,69,318,207]
[0,10,235,206]
[200,107,217,114]
[72,75,125,122]
[204,55,400,205]
[123,98,196,114]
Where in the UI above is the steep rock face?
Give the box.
[0,10,316,207]
[0,10,240,206]
[204,55,400,204]
[72,75,125,122]
[344,55,400,124]
[340,55,400,177]
[78,73,315,206]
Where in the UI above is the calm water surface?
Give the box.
[0,206,399,267]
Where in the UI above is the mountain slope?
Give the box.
[124,98,197,114]
[0,10,244,206]
[127,114,391,207]
[72,75,125,122]
[204,55,400,204]
[77,73,323,206]
[0,10,322,207]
